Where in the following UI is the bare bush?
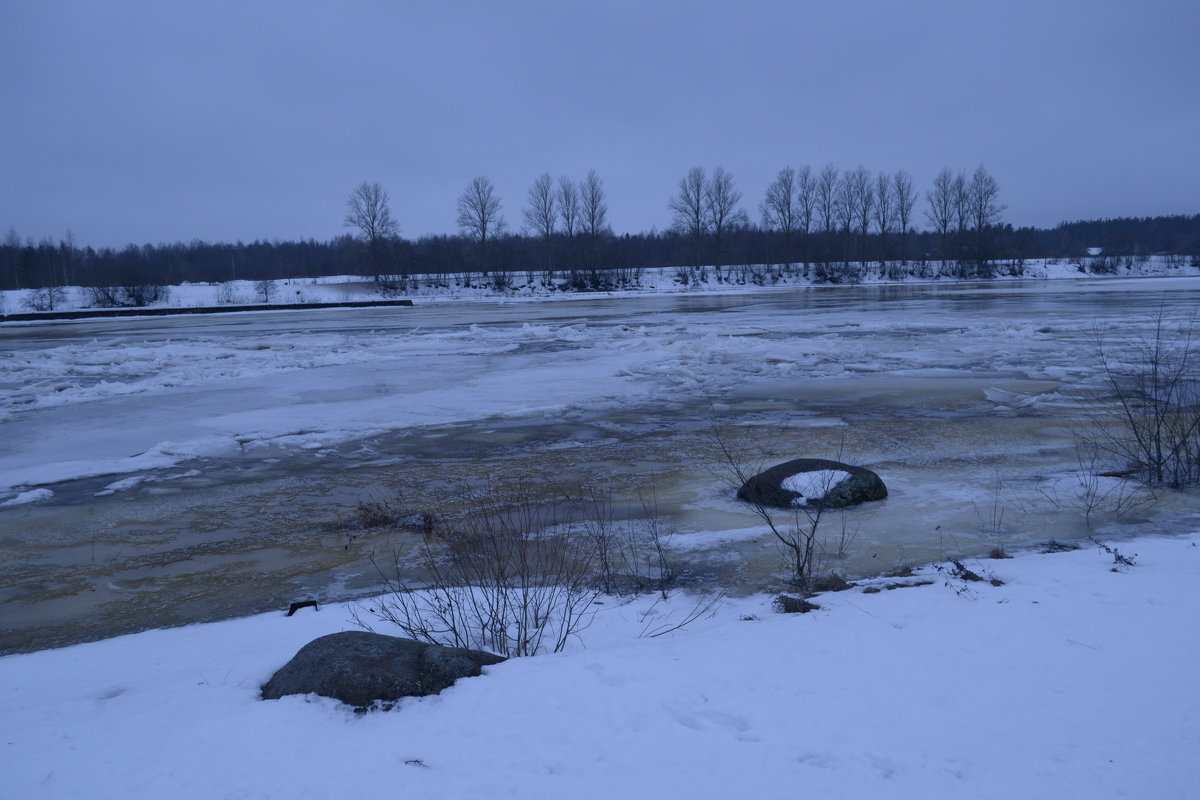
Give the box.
[121,282,168,307]
[86,283,168,308]
[216,283,245,305]
[580,486,677,598]
[1091,310,1200,488]
[255,279,278,303]
[710,422,850,590]
[354,496,396,528]
[87,285,124,308]
[23,286,67,312]
[1035,440,1150,524]
[360,486,601,657]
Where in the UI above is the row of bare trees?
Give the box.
[666,163,1002,270]
[668,167,749,267]
[757,165,919,268]
[925,166,1007,274]
[344,172,611,278]
[518,171,611,269]
[345,165,1001,280]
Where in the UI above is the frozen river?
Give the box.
[3,277,1200,653]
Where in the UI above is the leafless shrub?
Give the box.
[354,496,396,528]
[85,283,169,308]
[974,472,1011,556]
[572,484,679,597]
[255,279,278,303]
[87,285,124,308]
[1068,440,1149,521]
[359,485,601,657]
[1090,309,1200,489]
[23,286,67,312]
[216,283,245,305]
[821,512,860,563]
[710,421,852,590]
[121,282,168,307]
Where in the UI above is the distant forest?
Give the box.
[2,206,1198,295]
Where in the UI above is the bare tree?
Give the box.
[669,167,707,241]
[580,170,609,239]
[523,173,557,270]
[848,167,874,245]
[763,167,801,267]
[893,170,917,261]
[254,279,278,303]
[344,181,400,281]
[2,227,20,290]
[761,167,797,235]
[57,230,76,287]
[830,167,873,267]
[705,167,744,265]
[558,176,580,238]
[873,170,895,264]
[925,167,956,257]
[816,164,840,234]
[579,170,610,268]
[670,166,708,266]
[967,165,1006,271]
[523,173,558,241]
[795,165,816,237]
[968,165,1005,232]
[952,170,970,235]
[457,176,506,266]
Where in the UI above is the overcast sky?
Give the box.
[2,0,1197,248]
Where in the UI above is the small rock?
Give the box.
[261,631,505,708]
[737,458,887,509]
[773,594,820,613]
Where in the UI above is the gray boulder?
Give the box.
[737,458,887,510]
[261,631,505,708]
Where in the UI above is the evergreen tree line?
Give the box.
[2,164,1198,295]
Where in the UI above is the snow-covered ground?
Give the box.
[2,264,1199,795]
[1,532,1196,799]
[2,256,1196,316]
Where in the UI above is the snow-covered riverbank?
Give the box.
[3,255,1197,317]
[2,531,1196,799]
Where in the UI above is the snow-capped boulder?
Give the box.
[736,458,887,509]
[261,631,505,708]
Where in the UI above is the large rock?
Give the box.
[737,458,887,510]
[261,631,505,708]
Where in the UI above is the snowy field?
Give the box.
[1,532,1196,799]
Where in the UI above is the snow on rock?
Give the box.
[781,469,851,503]
[739,459,888,509]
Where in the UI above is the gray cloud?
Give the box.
[2,0,1197,247]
